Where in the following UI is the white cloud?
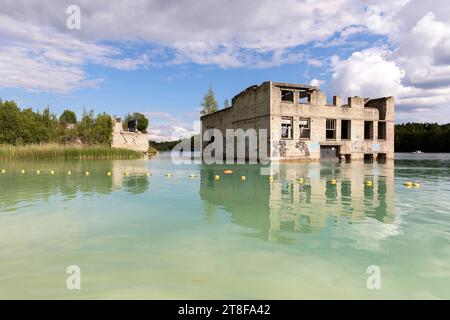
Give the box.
[0,46,102,93]
[1,0,450,122]
[145,111,198,142]
[148,125,196,142]
[309,78,325,88]
[329,2,450,122]
[0,0,372,89]
[0,11,150,93]
[329,48,405,98]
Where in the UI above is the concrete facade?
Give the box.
[201,81,394,161]
[111,118,149,153]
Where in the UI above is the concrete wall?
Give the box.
[111,118,149,153]
[269,82,394,161]
[201,82,271,160]
[200,81,395,161]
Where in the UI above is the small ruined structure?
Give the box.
[111,117,149,153]
[200,81,394,161]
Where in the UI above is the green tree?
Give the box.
[92,113,113,145]
[21,108,50,144]
[123,112,149,133]
[41,106,59,142]
[395,122,450,152]
[79,109,95,144]
[0,100,23,144]
[0,99,117,146]
[200,85,218,115]
[59,109,77,124]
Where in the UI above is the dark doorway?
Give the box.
[320,146,339,160]
[364,154,373,162]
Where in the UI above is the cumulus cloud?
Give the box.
[329,48,405,98]
[148,125,196,142]
[0,0,373,93]
[145,111,198,142]
[1,0,450,122]
[329,1,450,122]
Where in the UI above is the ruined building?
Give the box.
[200,81,394,161]
[111,118,149,153]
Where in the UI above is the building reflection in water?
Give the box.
[199,161,395,243]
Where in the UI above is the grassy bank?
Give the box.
[148,146,158,155]
[0,144,144,160]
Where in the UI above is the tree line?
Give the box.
[395,123,450,152]
[0,99,113,145]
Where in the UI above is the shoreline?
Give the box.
[0,144,144,160]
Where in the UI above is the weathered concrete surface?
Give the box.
[111,118,149,153]
[201,81,394,161]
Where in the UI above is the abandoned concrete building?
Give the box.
[111,117,149,153]
[200,81,394,161]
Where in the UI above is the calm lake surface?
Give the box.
[0,153,449,299]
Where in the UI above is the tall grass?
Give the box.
[0,144,144,160]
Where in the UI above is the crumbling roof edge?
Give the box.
[272,82,319,91]
[200,106,232,119]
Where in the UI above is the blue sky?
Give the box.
[1,0,450,141]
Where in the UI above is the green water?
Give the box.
[0,154,449,299]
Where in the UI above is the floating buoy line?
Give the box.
[0,168,422,188]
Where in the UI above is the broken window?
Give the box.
[281,90,294,102]
[364,121,373,140]
[281,117,293,139]
[299,117,311,139]
[326,119,336,140]
[341,119,351,140]
[378,122,387,140]
[299,91,311,104]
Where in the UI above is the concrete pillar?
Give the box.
[348,96,364,108]
[333,96,342,107]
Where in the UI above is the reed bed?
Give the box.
[0,144,144,160]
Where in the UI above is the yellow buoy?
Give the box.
[67,171,71,175]
[21,170,25,174]
[330,179,337,185]
[365,180,373,187]
[189,174,196,179]
[50,170,55,175]
[413,182,421,188]
[268,176,274,182]
[214,175,220,180]
[224,170,233,175]
[1,169,5,174]
[297,178,304,184]
[36,170,41,174]
[145,172,151,177]
[85,171,90,176]
[240,176,246,181]
[405,181,412,187]
[165,173,172,177]
[124,172,130,176]
[107,172,112,176]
